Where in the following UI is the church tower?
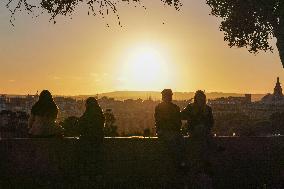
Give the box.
[273,77,283,97]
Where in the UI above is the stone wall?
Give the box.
[0,137,283,188]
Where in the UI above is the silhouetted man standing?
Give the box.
[155,89,185,170]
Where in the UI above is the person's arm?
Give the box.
[77,116,85,136]
[100,111,106,128]
[176,106,182,130]
[181,104,194,133]
[53,108,59,121]
[180,104,190,120]
[154,106,161,135]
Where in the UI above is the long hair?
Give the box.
[83,97,102,116]
[79,97,105,139]
[193,90,206,110]
[31,90,58,119]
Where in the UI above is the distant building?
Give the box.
[208,94,251,105]
[0,93,38,113]
[261,77,284,104]
[0,110,29,138]
[0,95,7,111]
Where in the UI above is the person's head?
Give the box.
[161,89,173,103]
[85,97,99,110]
[194,90,206,107]
[32,90,57,118]
[38,90,53,103]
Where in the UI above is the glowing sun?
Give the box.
[121,45,170,90]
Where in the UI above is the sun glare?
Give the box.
[120,45,171,90]
[130,48,160,82]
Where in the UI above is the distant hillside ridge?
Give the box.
[94,91,265,102]
[2,91,266,102]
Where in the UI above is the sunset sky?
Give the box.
[0,0,284,95]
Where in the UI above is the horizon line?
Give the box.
[0,90,269,97]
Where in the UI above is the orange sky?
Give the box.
[0,0,284,95]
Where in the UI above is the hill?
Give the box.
[77,91,265,102]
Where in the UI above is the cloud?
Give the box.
[8,80,15,82]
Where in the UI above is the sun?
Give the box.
[120,45,170,90]
[129,48,161,83]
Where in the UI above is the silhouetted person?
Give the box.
[28,90,62,137]
[181,90,214,138]
[181,90,214,185]
[78,97,105,141]
[77,97,105,182]
[155,89,185,171]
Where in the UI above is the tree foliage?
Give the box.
[206,0,284,67]
[104,109,118,137]
[6,0,182,25]
[60,116,80,137]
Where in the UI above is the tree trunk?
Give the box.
[276,3,284,68]
[276,31,284,68]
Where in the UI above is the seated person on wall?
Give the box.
[181,90,214,176]
[155,89,181,138]
[77,97,105,180]
[78,97,105,142]
[181,90,214,140]
[155,89,185,169]
[28,90,62,137]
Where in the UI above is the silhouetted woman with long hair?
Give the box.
[78,97,105,141]
[77,97,105,181]
[28,90,61,137]
[182,90,214,138]
[181,90,214,187]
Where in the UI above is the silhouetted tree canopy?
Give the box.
[61,116,79,137]
[6,0,181,25]
[104,109,118,137]
[206,0,284,67]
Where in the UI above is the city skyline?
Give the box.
[1,0,284,95]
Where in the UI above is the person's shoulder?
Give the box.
[31,102,39,114]
[79,113,87,122]
[155,102,164,110]
[155,102,163,107]
[171,103,180,110]
[185,103,194,110]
